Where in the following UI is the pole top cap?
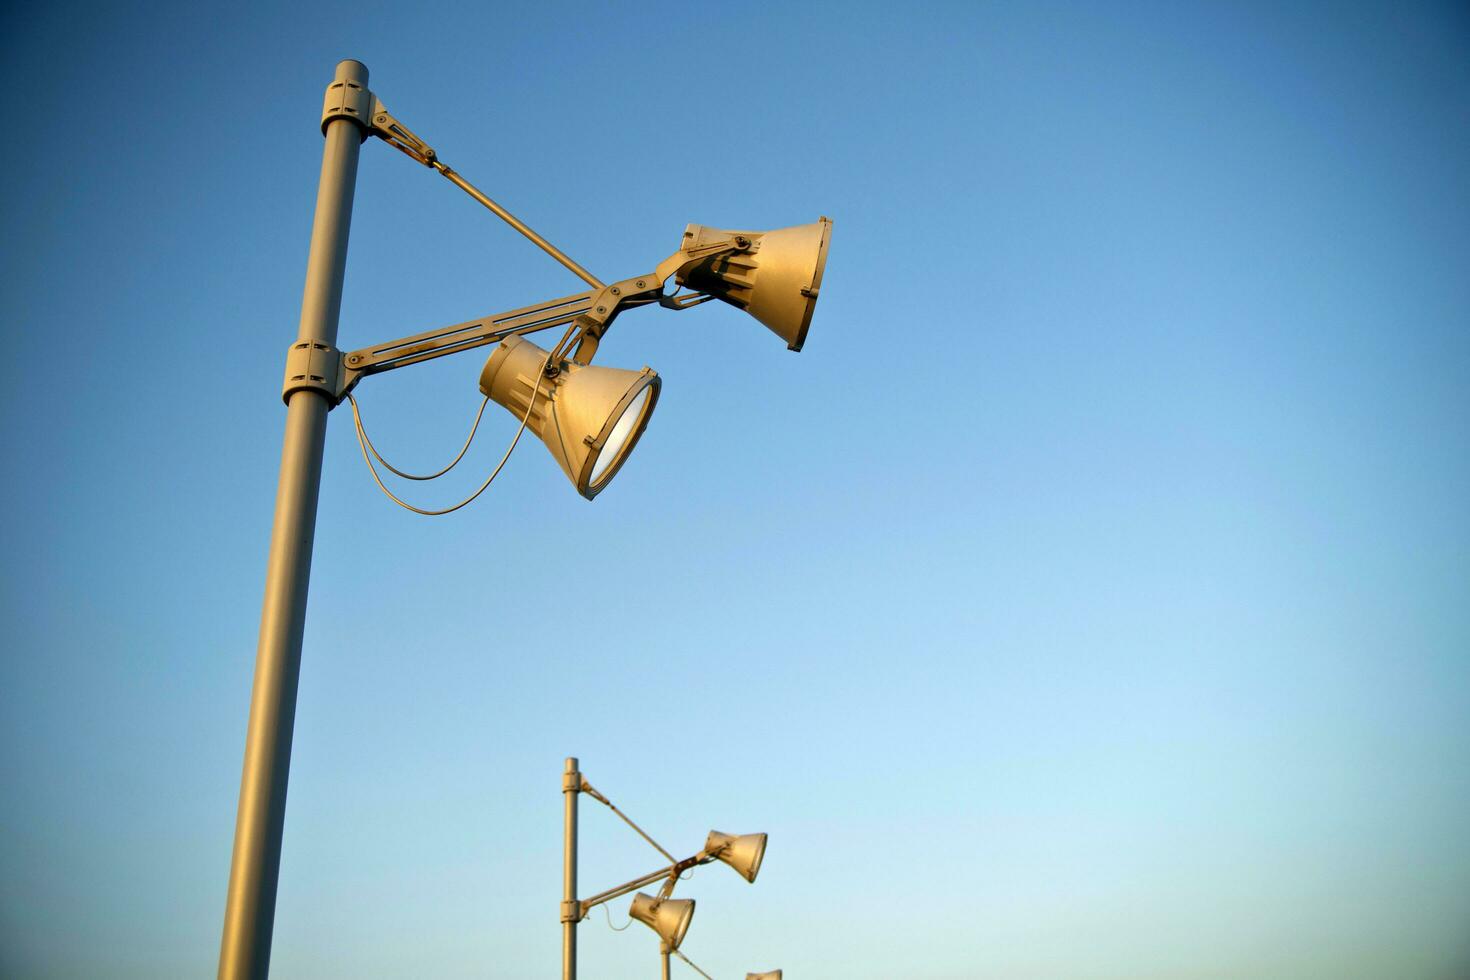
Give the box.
[334,59,369,84]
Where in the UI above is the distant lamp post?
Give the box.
[562,758,777,979]
[668,946,785,980]
[218,58,829,980]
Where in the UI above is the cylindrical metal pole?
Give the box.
[218,59,368,980]
[563,757,581,980]
[661,942,672,980]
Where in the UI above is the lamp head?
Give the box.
[629,892,695,950]
[480,335,660,499]
[675,217,832,352]
[746,972,783,980]
[704,830,768,883]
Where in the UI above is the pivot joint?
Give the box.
[369,98,438,166]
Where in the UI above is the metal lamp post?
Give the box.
[218,60,828,979]
[217,59,368,980]
[562,758,774,980]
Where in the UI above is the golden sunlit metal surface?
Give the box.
[705,831,768,883]
[746,972,784,979]
[224,57,826,979]
[479,335,660,499]
[676,218,832,351]
[331,215,832,505]
[630,893,696,949]
[563,759,780,979]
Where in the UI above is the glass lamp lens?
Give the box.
[591,386,652,484]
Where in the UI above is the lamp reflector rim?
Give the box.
[576,369,660,498]
[787,215,833,353]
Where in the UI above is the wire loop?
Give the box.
[601,903,632,932]
[356,395,492,481]
[347,349,550,516]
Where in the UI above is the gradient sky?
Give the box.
[2,3,1468,978]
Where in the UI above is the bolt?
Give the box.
[376,115,386,123]
[610,286,621,296]
[596,306,606,313]
[636,280,646,288]
[348,354,361,363]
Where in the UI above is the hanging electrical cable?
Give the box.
[602,903,632,932]
[346,344,553,516]
[356,394,492,481]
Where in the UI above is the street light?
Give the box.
[218,59,829,979]
[630,892,697,949]
[562,758,778,980]
[477,334,660,499]
[704,831,769,883]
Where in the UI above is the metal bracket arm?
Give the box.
[575,854,705,920]
[330,239,753,397]
[335,289,596,399]
[672,949,717,980]
[578,778,678,864]
[571,836,734,918]
[564,237,753,364]
[368,97,438,166]
[331,90,759,376]
[564,273,666,365]
[360,98,604,289]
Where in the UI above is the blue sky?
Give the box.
[2,2,1468,978]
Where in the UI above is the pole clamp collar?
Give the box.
[322,78,373,138]
[560,900,582,923]
[282,341,344,406]
[562,771,583,793]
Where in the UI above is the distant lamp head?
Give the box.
[746,972,783,980]
[629,892,695,950]
[704,831,768,884]
[480,334,660,499]
[676,218,832,352]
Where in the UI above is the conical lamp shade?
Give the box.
[675,218,832,352]
[628,892,694,949]
[705,831,767,883]
[479,334,660,500]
